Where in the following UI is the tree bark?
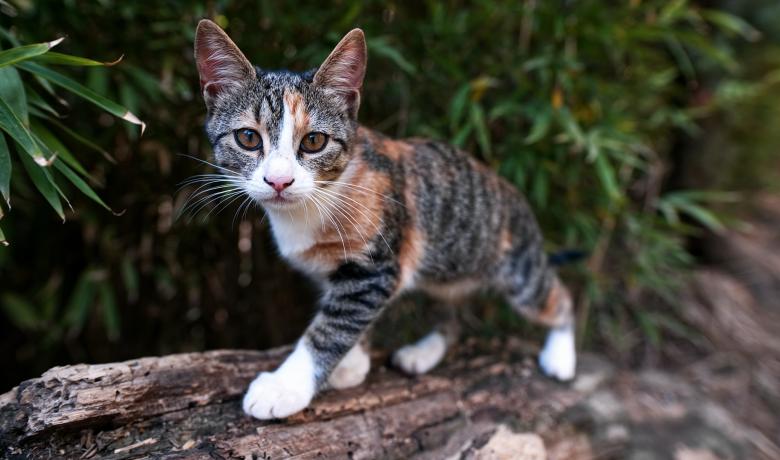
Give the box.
[0,340,612,459]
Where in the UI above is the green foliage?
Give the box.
[0,28,142,234]
[0,0,776,383]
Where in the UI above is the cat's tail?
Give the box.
[548,249,589,267]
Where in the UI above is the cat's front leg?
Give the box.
[243,261,396,420]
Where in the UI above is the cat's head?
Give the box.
[194,20,366,211]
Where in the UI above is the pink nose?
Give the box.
[263,176,294,193]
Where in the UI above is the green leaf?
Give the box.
[53,158,112,211]
[26,87,63,118]
[121,255,139,303]
[368,37,416,74]
[0,97,46,163]
[47,118,116,163]
[0,63,28,123]
[470,104,491,158]
[594,154,621,202]
[33,51,123,67]
[18,62,146,133]
[64,271,96,333]
[0,38,63,68]
[524,108,552,144]
[0,134,9,206]
[701,9,760,41]
[18,145,64,219]
[31,120,91,178]
[0,223,6,246]
[448,83,470,132]
[1,293,39,330]
[98,283,120,341]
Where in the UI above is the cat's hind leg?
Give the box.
[392,309,460,375]
[500,250,577,381]
[328,334,371,389]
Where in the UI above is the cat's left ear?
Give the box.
[313,29,367,119]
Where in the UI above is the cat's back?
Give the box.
[359,127,535,284]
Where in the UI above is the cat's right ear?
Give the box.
[194,19,255,107]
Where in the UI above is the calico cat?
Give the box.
[194,19,576,420]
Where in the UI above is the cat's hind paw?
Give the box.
[328,343,370,389]
[538,324,576,381]
[392,331,447,375]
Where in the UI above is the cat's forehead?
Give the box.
[258,69,313,88]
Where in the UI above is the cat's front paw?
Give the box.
[242,371,314,419]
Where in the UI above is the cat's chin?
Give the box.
[258,195,305,211]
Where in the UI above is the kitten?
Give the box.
[194,20,576,420]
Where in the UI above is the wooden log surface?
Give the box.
[0,339,613,459]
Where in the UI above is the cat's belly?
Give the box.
[416,278,485,303]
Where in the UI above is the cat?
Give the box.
[194,19,576,420]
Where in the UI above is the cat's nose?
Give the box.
[263,175,295,193]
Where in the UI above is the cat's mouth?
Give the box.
[259,193,303,210]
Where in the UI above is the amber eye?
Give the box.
[234,128,263,151]
[299,132,329,154]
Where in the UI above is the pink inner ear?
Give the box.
[315,31,366,92]
[195,23,253,98]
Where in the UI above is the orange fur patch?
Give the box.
[397,167,424,291]
[538,278,573,327]
[300,149,393,270]
[284,90,309,141]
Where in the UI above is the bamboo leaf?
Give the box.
[594,154,621,202]
[31,120,91,178]
[98,283,120,341]
[470,104,491,158]
[367,37,416,74]
[0,97,46,164]
[53,158,112,211]
[702,9,760,41]
[0,63,28,123]
[0,38,63,68]
[18,62,146,134]
[524,108,552,144]
[47,118,116,163]
[33,51,123,67]
[64,271,96,333]
[1,293,39,330]
[17,144,64,219]
[0,133,10,206]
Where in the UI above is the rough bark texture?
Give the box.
[1,340,611,459]
[3,337,779,459]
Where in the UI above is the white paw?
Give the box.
[242,342,316,419]
[328,344,370,390]
[392,331,447,375]
[539,324,577,381]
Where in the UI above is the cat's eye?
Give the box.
[299,132,329,154]
[234,128,263,151]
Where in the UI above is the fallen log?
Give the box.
[0,339,612,459]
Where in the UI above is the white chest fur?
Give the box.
[267,209,318,258]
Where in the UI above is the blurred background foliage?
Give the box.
[1,0,779,390]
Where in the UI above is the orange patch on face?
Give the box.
[284,90,309,141]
